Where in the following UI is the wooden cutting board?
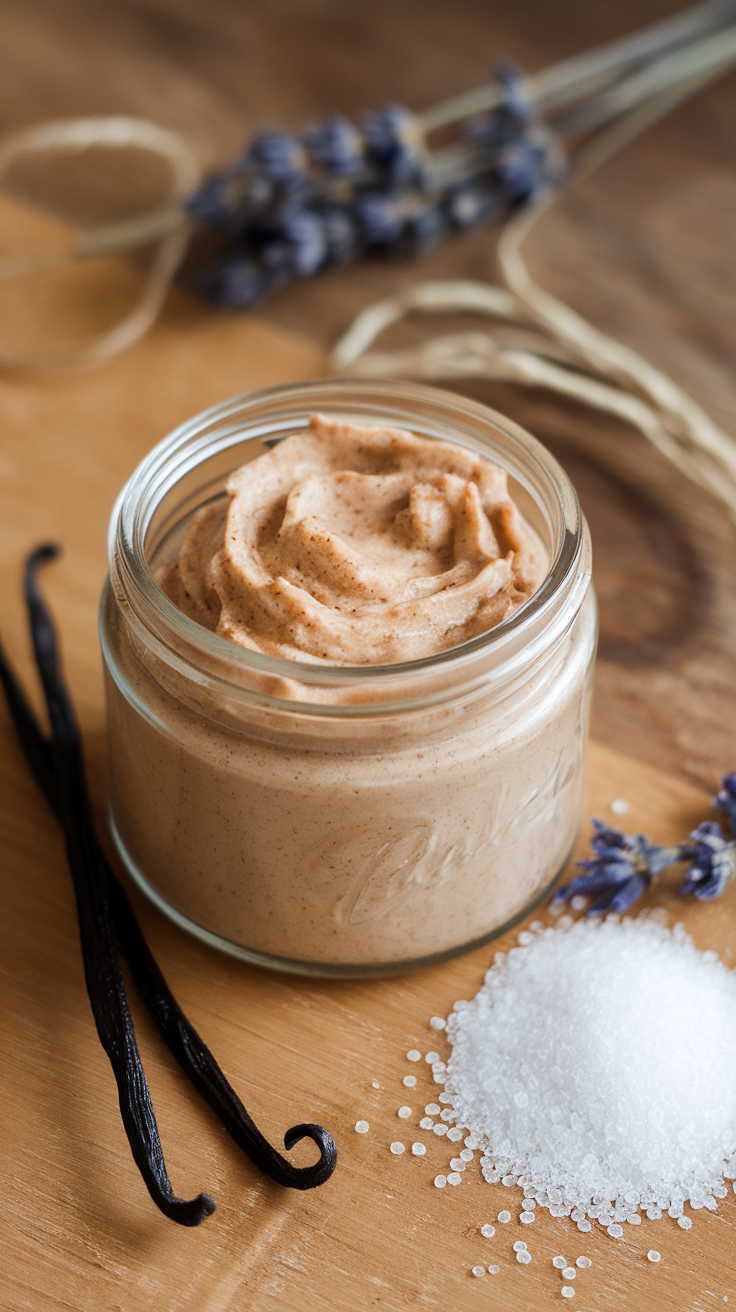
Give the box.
[1,287,734,1312]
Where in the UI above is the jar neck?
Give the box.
[109,379,589,718]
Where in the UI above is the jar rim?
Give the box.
[109,378,586,707]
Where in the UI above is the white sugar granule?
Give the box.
[441,916,736,1223]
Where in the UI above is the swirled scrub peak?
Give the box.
[158,415,548,663]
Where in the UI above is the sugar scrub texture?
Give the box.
[158,415,547,664]
[442,917,736,1220]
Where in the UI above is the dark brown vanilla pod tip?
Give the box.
[166,1193,217,1226]
[29,541,60,563]
[0,636,56,807]
[283,1124,338,1189]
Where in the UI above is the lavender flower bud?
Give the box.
[552,819,680,917]
[680,821,736,900]
[361,105,421,187]
[192,256,272,309]
[303,115,364,177]
[715,773,736,838]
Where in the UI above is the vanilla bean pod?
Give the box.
[0,544,337,1202]
[19,546,215,1225]
[0,628,56,804]
[1,683,336,1192]
[103,877,337,1189]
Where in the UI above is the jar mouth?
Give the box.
[110,378,586,704]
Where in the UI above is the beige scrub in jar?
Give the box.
[101,380,596,977]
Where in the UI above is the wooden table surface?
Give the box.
[0,3,735,1310]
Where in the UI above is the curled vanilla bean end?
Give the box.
[282,1125,339,1188]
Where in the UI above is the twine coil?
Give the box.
[0,116,198,370]
[332,196,736,527]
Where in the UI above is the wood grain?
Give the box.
[0,3,735,1309]
[0,0,734,790]
[4,721,736,1312]
[0,270,734,1312]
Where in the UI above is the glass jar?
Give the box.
[101,379,596,977]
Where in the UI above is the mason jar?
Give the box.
[101,379,596,977]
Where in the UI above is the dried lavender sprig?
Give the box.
[3,547,337,1192]
[185,8,736,310]
[553,788,736,914]
[1,545,337,1220]
[6,0,731,330]
[186,68,557,309]
[552,818,681,915]
[680,822,736,899]
[554,21,736,137]
[417,0,736,130]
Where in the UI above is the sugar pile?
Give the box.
[441,916,736,1222]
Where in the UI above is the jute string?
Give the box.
[0,107,733,525]
[0,116,199,370]
[332,194,736,527]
